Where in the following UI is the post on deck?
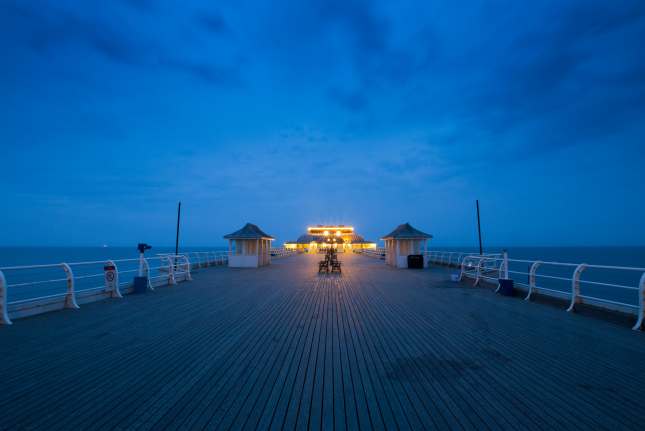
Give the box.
[62,263,79,309]
[632,272,645,331]
[167,256,177,285]
[104,260,122,299]
[567,263,587,312]
[526,261,542,301]
[0,270,12,325]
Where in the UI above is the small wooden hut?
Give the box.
[224,223,274,268]
[382,222,433,268]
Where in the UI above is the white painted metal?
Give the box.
[182,255,192,281]
[166,256,177,285]
[142,257,153,291]
[525,261,543,301]
[61,263,79,309]
[104,260,122,299]
[0,270,12,325]
[633,272,645,331]
[567,263,587,312]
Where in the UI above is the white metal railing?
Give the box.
[0,251,222,325]
[270,248,299,258]
[457,253,645,331]
[425,250,502,268]
[181,251,229,270]
[353,248,386,259]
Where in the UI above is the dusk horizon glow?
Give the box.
[2,0,645,247]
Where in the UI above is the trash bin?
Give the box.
[133,276,148,294]
[407,254,424,269]
[498,278,515,296]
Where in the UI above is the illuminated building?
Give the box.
[284,225,376,253]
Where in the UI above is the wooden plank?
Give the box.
[2,253,645,430]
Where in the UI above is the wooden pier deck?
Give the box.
[1,253,645,430]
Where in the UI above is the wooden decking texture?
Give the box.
[1,253,645,430]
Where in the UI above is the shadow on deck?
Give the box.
[1,253,644,430]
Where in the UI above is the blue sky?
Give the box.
[1,0,645,247]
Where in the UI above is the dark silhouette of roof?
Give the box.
[382,222,433,240]
[223,223,274,240]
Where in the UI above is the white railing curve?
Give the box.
[567,263,588,312]
[0,270,11,325]
[104,260,122,299]
[62,263,79,310]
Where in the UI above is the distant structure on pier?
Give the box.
[382,222,433,268]
[224,223,274,267]
[284,225,376,253]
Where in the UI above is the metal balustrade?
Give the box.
[457,253,645,331]
[0,252,208,325]
[270,248,299,258]
[353,248,645,330]
[0,248,305,325]
[353,248,386,259]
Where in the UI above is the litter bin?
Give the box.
[498,278,515,296]
[407,254,424,269]
[133,276,148,294]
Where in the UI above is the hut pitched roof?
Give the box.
[223,223,274,240]
[382,222,433,240]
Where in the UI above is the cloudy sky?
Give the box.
[1,0,645,247]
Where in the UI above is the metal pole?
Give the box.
[476,199,483,255]
[175,202,181,257]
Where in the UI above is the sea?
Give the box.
[1,246,644,308]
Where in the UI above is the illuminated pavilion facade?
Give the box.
[284,225,377,253]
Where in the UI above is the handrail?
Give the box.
[456,253,645,330]
[0,250,229,324]
[0,270,11,325]
[270,248,299,258]
[104,260,122,299]
[62,263,79,310]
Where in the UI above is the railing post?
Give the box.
[567,263,587,312]
[495,255,506,293]
[0,270,12,325]
[458,257,467,281]
[474,258,483,286]
[632,272,645,330]
[62,263,79,309]
[104,260,122,299]
[184,256,193,281]
[167,256,177,285]
[142,257,153,291]
[525,261,542,301]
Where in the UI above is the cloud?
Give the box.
[195,11,230,35]
[160,58,242,86]
[3,1,241,86]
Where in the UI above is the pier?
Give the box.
[2,252,645,430]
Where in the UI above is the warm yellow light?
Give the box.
[323,230,329,236]
[335,231,341,236]
[308,226,354,232]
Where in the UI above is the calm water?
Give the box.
[1,246,644,307]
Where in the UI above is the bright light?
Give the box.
[323,230,329,236]
[335,231,341,236]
